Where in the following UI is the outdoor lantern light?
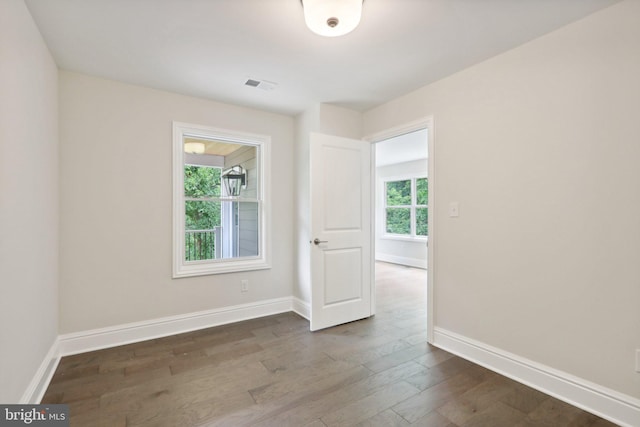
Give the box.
[222,165,246,197]
[301,0,363,37]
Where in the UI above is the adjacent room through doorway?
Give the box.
[374,128,428,272]
[373,126,429,357]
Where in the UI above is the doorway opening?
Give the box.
[374,128,428,269]
[368,118,434,342]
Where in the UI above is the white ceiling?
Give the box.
[376,129,427,167]
[25,0,618,116]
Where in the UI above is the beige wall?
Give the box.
[58,71,295,333]
[364,0,640,398]
[0,0,59,402]
[293,106,318,305]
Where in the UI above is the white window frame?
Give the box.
[172,122,271,278]
[382,175,428,241]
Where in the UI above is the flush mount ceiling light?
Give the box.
[301,0,363,37]
[184,142,205,154]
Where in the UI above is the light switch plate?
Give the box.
[449,202,460,218]
[636,349,640,373]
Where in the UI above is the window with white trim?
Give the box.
[384,177,428,239]
[173,122,270,277]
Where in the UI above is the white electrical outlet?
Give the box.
[241,279,249,293]
[636,349,640,373]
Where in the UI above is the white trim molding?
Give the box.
[364,116,435,342]
[433,327,640,427]
[172,121,272,278]
[292,297,311,320]
[58,297,295,356]
[26,297,307,402]
[20,339,60,404]
[376,253,428,269]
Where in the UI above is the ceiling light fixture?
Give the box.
[184,142,205,154]
[301,0,363,37]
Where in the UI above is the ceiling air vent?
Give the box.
[244,78,277,91]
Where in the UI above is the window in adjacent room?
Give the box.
[173,122,270,277]
[384,177,428,239]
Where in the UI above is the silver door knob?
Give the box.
[313,238,328,245]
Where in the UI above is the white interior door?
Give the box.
[310,132,372,331]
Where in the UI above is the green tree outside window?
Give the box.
[184,165,222,260]
[385,177,428,238]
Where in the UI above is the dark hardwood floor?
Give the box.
[43,262,618,426]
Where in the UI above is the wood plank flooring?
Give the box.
[42,262,618,426]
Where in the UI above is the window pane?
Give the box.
[185,200,221,261]
[219,201,259,259]
[416,207,428,236]
[185,229,217,261]
[386,208,410,234]
[185,201,221,230]
[386,180,411,206]
[236,201,259,257]
[416,178,428,205]
[184,165,221,198]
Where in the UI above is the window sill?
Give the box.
[380,235,428,244]
[173,258,271,278]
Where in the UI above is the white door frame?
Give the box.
[364,117,435,343]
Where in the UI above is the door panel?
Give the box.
[324,248,362,304]
[310,132,372,331]
[322,145,363,230]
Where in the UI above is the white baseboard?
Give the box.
[20,339,60,404]
[292,297,310,320]
[26,297,302,402]
[376,254,427,269]
[31,304,639,427]
[433,327,640,427]
[58,297,295,356]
